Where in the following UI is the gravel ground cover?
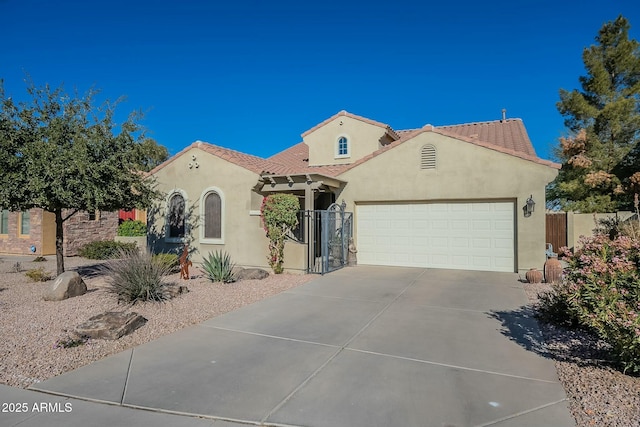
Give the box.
[523,282,640,427]
[2,256,639,426]
[0,255,313,389]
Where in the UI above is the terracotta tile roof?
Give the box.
[149,141,292,176]
[437,119,537,157]
[268,142,308,165]
[150,114,559,179]
[267,143,351,176]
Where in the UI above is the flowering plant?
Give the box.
[260,194,299,274]
[541,234,640,374]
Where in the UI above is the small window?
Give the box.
[168,193,186,238]
[420,144,436,169]
[19,211,30,235]
[88,210,98,221]
[336,136,350,158]
[204,192,222,239]
[0,210,8,235]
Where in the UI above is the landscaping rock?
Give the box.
[73,312,147,340]
[165,285,189,299]
[236,268,270,280]
[43,271,87,301]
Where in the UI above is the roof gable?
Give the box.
[151,113,559,180]
[149,141,292,176]
[301,110,393,138]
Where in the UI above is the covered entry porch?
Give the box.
[255,173,352,274]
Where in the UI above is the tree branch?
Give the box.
[62,209,79,222]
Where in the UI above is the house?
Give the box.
[148,110,560,274]
[0,209,119,256]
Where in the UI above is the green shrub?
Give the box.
[152,253,179,273]
[102,250,173,303]
[538,234,640,374]
[117,220,147,237]
[78,240,137,260]
[202,251,236,283]
[33,256,47,262]
[261,194,299,274]
[25,267,52,282]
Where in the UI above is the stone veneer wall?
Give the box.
[0,209,120,256]
[62,210,119,256]
[0,209,45,255]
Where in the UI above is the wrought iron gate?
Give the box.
[306,202,353,274]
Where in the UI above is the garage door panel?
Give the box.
[357,202,514,272]
[472,238,491,249]
[472,256,491,268]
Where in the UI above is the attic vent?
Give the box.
[420,144,436,170]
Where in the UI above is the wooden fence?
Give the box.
[546,212,567,252]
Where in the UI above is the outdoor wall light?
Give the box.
[523,195,535,217]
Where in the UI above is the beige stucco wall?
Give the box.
[149,146,306,273]
[336,131,558,273]
[305,116,387,166]
[567,211,634,249]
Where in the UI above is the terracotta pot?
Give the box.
[544,257,563,284]
[525,268,543,284]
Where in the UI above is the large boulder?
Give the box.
[236,268,270,280]
[44,271,87,301]
[74,312,147,340]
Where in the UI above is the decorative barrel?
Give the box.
[525,268,543,284]
[544,257,563,284]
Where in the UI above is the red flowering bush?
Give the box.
[540,234,640,374]
[260,194,299,274]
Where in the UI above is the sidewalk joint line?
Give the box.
[120,348,135,405]
[197,325,340,349]
[261,269,428,424]
[474,398,569,427]
[346,348,559,383]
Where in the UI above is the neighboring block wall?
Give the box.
[63,210,119,256]
[0,209,46,256]
[0,209,119,256]
[567,211,635,249]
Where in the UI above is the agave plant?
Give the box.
[202,250,237,283]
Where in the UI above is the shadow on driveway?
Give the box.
[489,306,616,368]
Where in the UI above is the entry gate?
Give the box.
[306,202,353,274]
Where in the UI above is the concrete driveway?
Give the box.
[26,266,575,427]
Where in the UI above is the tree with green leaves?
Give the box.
[0,80,166,275]
[260,193,299,274]
[548,15,640,212]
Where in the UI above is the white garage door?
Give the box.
[356,202,515,272]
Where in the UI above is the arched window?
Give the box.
[200,187,225,244]
[420,144,436,170]
[167,193,186,238]
[336,135,350,158]
[204,192,222,239]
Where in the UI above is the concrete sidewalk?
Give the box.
[3,267,575,427]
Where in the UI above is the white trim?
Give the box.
[335,134,351,159]
[200,186,225,245]
[165,189,188,243]
[249,210,261,216]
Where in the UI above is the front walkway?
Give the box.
[18,267,574,427]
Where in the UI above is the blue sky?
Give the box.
[1,0,639,161]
